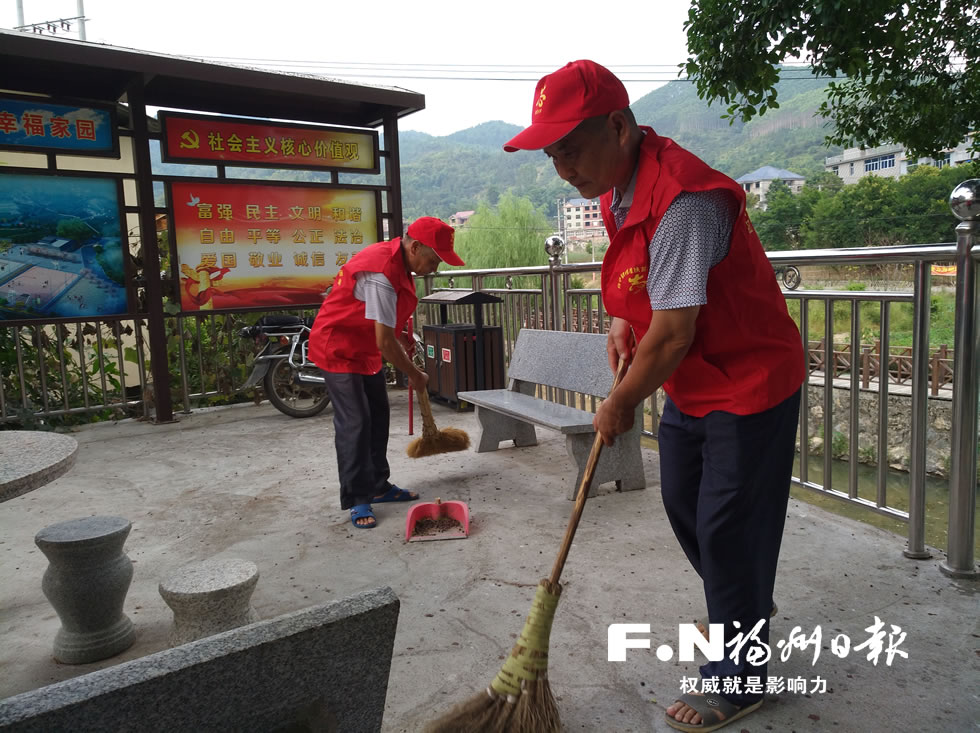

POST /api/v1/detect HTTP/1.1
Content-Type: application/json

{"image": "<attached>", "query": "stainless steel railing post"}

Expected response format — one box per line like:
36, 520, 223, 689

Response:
905, 260, 931, 559
941, 180, 979, 579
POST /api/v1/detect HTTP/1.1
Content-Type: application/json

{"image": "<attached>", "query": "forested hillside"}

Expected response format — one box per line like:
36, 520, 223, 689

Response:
393, 70, 841, 219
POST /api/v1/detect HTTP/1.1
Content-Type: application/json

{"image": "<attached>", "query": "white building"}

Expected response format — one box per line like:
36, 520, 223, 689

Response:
825, 138, 977, 184
734, 166, 805, 207
562, 197, 605, 240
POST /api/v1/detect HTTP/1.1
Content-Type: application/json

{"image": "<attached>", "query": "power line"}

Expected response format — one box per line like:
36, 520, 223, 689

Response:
190, 56, 828, 82
198, 57, 815, 70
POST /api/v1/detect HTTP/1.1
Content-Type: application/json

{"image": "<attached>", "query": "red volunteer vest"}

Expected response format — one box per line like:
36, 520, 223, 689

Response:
600, 128, 804, 416
308, 238, 418, 375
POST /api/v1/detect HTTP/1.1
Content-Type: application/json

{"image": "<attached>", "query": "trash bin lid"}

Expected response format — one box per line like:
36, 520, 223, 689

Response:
419, 290, 503, 305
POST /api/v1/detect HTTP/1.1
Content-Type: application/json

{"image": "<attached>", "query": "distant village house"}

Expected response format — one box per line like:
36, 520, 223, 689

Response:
735, 166, 805, 208
449, 210, 474, 229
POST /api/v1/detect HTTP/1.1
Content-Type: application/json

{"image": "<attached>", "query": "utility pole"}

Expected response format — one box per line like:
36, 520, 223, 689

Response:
77, 0, 87, 40
16, 0, 25, 26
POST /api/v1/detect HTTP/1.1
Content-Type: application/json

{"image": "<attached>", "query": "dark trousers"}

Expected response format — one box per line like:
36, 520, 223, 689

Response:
658, 389, 801, 706
321, 369, 391, 510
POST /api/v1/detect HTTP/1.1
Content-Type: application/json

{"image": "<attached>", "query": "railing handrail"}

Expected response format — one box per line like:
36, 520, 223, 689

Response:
432, 244, 980, 280
767, 242, 979, 265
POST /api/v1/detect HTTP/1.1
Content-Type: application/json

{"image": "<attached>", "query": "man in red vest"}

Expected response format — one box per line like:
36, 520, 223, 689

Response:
504, 61, 804, 732
308, 217, 464, 529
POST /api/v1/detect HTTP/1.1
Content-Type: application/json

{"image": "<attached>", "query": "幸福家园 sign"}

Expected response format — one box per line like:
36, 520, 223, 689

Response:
0, 93, 118, 157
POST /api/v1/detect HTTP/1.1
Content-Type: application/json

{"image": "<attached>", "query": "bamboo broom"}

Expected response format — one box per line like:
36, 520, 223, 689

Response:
406, 388, 470, 458
426, 359, 629, 733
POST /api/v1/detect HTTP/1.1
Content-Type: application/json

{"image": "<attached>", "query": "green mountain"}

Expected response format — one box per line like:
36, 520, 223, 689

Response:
394, 71, 841, 219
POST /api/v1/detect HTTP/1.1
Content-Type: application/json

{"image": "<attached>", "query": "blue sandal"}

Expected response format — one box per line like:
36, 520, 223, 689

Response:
350, 504, 377, 529
372, 485, 419, 503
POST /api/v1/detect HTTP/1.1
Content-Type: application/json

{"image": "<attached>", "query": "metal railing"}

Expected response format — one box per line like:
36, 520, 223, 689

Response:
2, 186, 977, 577
415, 200, 978, 577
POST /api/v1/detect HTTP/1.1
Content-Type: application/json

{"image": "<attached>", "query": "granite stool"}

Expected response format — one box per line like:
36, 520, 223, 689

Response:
159, 559, 259, 646
34, 516, 136, 664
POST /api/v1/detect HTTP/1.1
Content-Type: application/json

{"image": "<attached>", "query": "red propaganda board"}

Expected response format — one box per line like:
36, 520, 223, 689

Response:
169, 180, 379, 312
159, 112, 378, 172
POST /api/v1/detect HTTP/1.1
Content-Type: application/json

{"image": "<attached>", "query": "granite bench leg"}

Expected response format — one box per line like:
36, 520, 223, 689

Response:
473, 406, 538, 452
565, 424, 646, 500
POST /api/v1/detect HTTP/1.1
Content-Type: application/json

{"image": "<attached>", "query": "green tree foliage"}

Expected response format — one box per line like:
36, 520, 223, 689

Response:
452, 193, 551, 287
799, 162, 980, 249
750, 162, 980, 250
56, 218, 96, 242
751, 181, 799, 250
93, 242, 126, 286
683, 0, 980, 158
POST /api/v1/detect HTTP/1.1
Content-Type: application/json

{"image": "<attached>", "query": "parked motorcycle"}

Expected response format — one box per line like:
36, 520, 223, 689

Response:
240, 314, 330, 418
240, 314, 426, 418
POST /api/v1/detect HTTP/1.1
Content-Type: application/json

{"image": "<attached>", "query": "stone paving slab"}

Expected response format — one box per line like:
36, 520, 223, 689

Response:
0, 393, 976, 732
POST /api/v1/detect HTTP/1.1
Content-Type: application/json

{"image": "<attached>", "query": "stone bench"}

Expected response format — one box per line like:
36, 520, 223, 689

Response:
458, 328, 646, 499
0, 586, 400, 733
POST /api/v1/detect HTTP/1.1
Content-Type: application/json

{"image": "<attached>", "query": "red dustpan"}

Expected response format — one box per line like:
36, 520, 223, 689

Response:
405, 498, 470, 542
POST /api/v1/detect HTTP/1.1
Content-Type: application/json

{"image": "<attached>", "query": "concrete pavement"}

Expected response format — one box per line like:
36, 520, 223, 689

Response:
0, 392, 976, 731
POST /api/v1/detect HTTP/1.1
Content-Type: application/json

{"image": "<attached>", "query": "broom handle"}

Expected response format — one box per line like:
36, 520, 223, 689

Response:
416, 388, 439, 433
549, 358, 629, 587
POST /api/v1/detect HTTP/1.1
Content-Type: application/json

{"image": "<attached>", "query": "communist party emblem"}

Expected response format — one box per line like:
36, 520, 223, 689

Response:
179, 129, 200, 150
535, 83, 547, 115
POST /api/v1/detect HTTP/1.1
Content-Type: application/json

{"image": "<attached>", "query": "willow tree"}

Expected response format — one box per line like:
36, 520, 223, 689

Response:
451, 193, 553, 289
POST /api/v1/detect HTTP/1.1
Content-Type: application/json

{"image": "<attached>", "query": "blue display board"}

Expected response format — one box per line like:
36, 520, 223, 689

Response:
0, 173, 129, 320
0, 94, 118, 157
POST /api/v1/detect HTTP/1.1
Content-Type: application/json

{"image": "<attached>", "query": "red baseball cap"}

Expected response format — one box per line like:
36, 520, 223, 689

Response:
406, 217, 465, 267
503, 60, 629, 152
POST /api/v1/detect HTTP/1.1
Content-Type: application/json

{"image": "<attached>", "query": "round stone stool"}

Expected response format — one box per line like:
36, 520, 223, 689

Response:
158, 559, 259, 646
34, 516, 136, 664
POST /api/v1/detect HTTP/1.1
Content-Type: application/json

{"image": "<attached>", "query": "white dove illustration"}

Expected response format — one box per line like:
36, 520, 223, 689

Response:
186, 193, 201, 206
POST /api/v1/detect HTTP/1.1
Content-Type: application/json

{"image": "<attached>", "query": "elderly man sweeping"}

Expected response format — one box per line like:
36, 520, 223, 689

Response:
433, 60, 804, 733
504, 60, 804, 732
308, 217, 465, 529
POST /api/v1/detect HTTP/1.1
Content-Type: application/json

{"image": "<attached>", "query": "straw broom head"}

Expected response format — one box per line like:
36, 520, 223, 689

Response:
426, 580, 562, 733
407, 390, 471, 458
406, 426, 470, 458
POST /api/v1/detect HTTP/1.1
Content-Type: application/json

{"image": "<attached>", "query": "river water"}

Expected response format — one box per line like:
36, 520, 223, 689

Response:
791, 454, 980, 556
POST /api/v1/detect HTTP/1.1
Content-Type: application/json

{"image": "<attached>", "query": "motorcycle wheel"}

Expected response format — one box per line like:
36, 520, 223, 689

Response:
782, 265, 802, 290
263, 347, 331, 418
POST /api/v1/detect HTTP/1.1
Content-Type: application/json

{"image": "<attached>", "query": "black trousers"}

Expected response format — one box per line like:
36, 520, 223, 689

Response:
658, 389, 801, 706
321, 369, 391, 510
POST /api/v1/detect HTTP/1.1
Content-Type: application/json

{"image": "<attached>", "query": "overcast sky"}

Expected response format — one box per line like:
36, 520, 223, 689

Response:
4, 0, 696, 136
